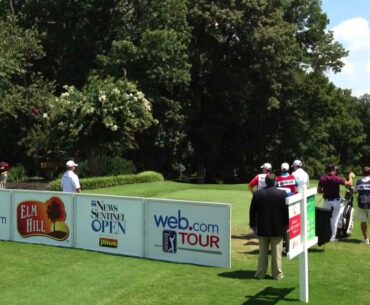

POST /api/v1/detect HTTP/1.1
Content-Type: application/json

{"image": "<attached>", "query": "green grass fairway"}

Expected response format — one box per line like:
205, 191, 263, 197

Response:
1, 182, 369, 305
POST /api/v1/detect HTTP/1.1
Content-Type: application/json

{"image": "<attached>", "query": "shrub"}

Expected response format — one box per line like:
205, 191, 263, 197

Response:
7, 164, 26, 182
78, 156, 136, 178
106, 157, 136, 176
48, 171, 164, 191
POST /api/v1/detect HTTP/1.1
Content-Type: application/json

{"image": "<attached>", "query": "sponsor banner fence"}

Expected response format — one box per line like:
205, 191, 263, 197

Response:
145, 198, 231, 268
12, 190, 74, 247
0, 190, 12, 240
2, 189, 231, 268
75, 194, 144, 257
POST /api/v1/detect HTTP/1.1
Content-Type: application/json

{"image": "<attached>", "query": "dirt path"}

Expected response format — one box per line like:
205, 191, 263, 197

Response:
6, 181, 49, 191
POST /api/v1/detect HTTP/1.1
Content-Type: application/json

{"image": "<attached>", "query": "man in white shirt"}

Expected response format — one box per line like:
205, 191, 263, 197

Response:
61, 160, 81, 193
291, 160, 309, 193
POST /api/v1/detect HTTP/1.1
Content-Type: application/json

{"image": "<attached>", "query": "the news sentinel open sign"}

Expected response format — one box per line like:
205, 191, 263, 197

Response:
0, 189, 231, 268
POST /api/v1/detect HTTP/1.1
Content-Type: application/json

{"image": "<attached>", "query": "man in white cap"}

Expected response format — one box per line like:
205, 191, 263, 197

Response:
291, 160, 309, 193
248, 162, 272, 193
61, 160, 81, 193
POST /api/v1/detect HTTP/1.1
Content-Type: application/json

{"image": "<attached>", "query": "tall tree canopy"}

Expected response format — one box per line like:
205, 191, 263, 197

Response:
0, 0, 368, 180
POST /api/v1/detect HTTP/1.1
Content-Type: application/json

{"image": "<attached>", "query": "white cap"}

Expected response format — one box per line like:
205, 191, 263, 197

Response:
66, 160, 78, 167
260, 163, 272, 170
291, 160, 302, 167
281, 162, 289, 171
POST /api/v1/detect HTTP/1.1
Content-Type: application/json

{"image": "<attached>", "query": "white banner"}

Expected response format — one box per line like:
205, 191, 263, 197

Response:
145, 198, 231, 268
0, 190, 12, 240
12, 190, 74, 247
74, 194, 145, 257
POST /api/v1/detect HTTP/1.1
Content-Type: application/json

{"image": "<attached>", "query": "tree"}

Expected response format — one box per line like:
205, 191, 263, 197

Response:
0, 16, 43, 89
185, 0, 352, 181
47, 198, 63, 232
97, 0, 192, 177
0, 80, 61, 169
3, 0, 129, 88
274, 72, 364, 177
55, 76, 154, 176
0, 16, 46, 167
356, 94, 370, 165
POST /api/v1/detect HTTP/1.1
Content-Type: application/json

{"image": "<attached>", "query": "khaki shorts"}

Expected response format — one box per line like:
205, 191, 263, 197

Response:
357, 208, 370, 223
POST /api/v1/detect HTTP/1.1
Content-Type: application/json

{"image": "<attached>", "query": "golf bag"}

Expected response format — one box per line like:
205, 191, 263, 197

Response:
337, 187, 355, 238
315, 207, 333, 246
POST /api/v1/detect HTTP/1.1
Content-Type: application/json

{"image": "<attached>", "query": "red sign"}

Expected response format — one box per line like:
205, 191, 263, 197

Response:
289, 214, 301, 239
17, 197, 69, 240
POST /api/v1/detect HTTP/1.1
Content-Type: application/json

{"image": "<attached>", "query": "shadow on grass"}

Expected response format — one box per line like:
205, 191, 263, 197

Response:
243, 287, 298, 305
337, 238, 362, 244
240, 249, 259, 255
307, 247, 326, 253
232, 233, 256, 240
218, 270, 256, 280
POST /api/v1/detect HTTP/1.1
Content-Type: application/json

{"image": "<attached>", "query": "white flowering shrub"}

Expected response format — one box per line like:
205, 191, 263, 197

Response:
57, 76, 154, 164
16, 76, 154, 172
61, 76, 152, 134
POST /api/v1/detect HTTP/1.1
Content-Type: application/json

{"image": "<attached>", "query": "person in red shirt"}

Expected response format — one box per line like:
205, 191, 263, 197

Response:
0, 161, 9, 189
276, 162, 298, 196
248, 163, 272, 193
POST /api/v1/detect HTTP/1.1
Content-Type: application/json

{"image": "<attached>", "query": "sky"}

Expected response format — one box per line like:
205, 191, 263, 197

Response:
321, 0, 370, 97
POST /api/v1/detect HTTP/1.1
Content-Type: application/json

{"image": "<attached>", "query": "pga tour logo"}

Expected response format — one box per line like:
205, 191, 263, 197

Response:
154, 210, 220, 254
163, 230, 177, 253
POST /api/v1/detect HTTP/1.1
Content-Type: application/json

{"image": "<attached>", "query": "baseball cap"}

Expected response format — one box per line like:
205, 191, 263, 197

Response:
260, 163, 272, 170
291, 160, 302, 167
66, 160, 78, 167
281, 162, 289, 171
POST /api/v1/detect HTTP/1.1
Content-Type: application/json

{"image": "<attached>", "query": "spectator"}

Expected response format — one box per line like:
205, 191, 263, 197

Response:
0, 161, 10, 189
291, 160, 309, 193
276, 162, 298, 196
61, 160, 81, 193
355, 166, 370, 244
317, 164, 355, 242
248, 163, 272, 193
249, 173, 288, 280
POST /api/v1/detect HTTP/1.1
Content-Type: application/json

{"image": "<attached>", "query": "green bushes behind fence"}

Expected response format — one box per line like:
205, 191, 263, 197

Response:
48, 171, 164, 191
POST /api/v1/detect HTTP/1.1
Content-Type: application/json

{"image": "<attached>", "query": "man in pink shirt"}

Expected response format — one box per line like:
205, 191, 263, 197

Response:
317, 164, 355, 242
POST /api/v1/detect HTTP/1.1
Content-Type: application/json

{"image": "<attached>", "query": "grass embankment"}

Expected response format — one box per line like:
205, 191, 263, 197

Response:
1, 181, 369, 305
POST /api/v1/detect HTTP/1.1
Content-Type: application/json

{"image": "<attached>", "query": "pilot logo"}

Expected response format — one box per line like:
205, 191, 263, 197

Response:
163, 230, 177, 253
99, 237, 118, 248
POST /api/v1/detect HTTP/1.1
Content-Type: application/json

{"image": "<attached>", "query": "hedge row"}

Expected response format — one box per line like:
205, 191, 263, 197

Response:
48, 171, 164, 191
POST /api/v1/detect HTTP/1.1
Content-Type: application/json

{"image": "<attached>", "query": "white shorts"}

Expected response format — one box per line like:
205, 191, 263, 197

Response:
357, 208, 370, 223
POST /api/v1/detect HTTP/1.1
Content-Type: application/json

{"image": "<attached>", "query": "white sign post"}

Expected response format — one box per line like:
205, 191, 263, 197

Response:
286, 187, 318, 303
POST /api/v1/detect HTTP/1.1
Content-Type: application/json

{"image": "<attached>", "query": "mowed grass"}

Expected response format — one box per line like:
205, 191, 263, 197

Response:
1, 181, 370, 305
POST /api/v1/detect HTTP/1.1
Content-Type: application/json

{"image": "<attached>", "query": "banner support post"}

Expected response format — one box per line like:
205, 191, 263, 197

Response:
299, 185, 309, 303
